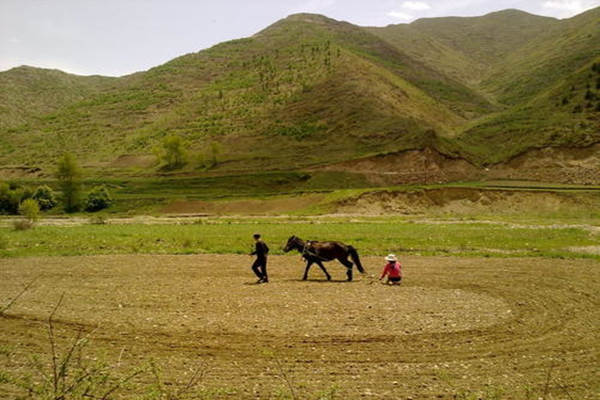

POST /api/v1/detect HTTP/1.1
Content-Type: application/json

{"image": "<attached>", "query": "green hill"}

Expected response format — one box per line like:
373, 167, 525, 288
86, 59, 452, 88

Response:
0, 13, 488, 171
371, 8, 600, 164
369, 9, 558, 88
482, 7, 600, 104
0, 66, 114, 130
0, 9, 599, 175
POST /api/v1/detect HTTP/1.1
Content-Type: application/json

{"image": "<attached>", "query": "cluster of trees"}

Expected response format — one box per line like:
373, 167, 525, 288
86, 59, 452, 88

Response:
0, 153, 114, 225
55, 153, 114, 213
1, 183, 58, 229
564, 63, 600, 113
0, 184, 57, 214
154, 135, 221, 171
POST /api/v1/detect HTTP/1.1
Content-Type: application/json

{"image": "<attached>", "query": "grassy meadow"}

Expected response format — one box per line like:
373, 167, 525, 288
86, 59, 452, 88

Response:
1, 215, 598, 259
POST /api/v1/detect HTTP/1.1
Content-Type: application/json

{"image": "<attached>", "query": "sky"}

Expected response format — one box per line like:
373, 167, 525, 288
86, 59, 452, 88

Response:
1, 0, 599, 77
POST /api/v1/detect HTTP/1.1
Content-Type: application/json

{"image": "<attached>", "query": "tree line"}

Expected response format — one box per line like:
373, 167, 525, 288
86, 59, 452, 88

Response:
0, 154, 113, 226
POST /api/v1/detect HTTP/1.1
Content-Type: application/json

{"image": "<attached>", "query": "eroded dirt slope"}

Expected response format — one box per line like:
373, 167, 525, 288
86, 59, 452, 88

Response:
334, 187, 600, 215
320, 144, 600, 185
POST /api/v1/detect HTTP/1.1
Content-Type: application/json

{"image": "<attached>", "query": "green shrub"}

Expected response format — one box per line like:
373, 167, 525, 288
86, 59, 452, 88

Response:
19, 198, 40, 222
584, 90, 594, 101
33, 185, 57, 210
196, 141, 222, 169
273, 122, 325, 139
12, 219, 33, 231
56, 153, 82, 213
89, 214, 108, 225
85, 185, 113, 212
0, 183, 32, 214
0, 182, 11, 213
154, 134, 188, 170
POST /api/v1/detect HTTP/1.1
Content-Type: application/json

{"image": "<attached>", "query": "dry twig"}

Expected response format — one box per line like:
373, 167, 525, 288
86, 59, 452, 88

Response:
0, 276, 39, 316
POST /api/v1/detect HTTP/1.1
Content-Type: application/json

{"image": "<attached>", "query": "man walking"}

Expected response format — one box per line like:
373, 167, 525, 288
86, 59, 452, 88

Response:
250, 233, 269, 283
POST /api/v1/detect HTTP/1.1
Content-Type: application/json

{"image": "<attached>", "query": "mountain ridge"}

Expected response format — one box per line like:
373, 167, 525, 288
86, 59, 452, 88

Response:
0, 8, 599, 176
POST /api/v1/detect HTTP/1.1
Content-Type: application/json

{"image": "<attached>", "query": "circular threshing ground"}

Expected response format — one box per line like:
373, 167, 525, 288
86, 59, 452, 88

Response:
0, 255, 598, 399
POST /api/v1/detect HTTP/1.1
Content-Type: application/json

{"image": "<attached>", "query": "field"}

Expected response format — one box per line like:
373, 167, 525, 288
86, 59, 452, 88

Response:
1, 253, 599, 399
2, 6, 600, 399
1, 216, 599, 259
1, 215, 599, 399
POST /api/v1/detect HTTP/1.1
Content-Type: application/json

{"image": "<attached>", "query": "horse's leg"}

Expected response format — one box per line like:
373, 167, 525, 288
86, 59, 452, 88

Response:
338, 257, 354, 281
302, 260, 314, 281
315, 260, 332, 281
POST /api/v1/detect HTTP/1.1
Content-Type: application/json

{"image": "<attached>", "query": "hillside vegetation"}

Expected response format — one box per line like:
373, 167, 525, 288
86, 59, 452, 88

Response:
0, 9, 599, 175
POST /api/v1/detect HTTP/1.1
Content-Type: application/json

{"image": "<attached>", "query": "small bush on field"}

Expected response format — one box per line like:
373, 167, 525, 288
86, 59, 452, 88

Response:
85, 185, 113, 212
32, 185, 57, 210
19, 198, 40, 223
13, 219, 33, 231
89, 214, 108, 225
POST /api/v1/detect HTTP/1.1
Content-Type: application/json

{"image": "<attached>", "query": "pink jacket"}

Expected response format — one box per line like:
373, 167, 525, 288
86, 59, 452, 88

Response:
380, 261, 402, 279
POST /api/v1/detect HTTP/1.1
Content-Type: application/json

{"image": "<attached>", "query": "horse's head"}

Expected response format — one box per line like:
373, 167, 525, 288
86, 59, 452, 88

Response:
283, 235, 300, 253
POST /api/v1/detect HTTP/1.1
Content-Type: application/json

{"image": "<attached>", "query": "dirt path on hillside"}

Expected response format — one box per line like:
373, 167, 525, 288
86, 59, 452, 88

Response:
1, 255, 598, 399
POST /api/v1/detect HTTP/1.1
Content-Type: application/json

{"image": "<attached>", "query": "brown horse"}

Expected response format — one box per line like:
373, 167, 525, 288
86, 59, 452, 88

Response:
283, 235, 365, 281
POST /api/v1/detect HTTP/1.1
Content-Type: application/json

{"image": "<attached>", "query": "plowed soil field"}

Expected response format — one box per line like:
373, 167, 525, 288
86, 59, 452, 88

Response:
1, 255, 598, 399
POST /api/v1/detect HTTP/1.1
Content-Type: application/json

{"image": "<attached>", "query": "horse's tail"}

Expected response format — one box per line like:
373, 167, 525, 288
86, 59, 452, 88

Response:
348, 246, 365, 273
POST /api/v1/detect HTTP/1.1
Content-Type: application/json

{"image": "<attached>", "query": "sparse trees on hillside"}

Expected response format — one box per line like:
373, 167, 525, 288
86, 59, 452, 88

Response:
196, 141, 222, 170
155, 134, 188, 170
56, 153, 82, 213
560, 64, 600, 113
584, 89, 594, 101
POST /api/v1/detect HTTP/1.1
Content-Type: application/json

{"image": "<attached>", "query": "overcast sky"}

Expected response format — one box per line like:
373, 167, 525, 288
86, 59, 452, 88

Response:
1, 0, 599, 77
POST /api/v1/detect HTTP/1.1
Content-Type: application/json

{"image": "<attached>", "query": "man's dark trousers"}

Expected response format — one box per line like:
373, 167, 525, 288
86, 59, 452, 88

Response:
252, 256, 268, 281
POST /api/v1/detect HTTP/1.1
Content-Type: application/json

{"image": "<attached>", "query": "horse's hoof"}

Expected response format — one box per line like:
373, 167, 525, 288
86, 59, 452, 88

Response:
302, 277, 307, 281
327, 276, 332, 281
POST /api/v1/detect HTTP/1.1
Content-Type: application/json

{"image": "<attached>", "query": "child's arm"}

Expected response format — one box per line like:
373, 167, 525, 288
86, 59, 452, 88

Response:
379, 265, 388, 280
